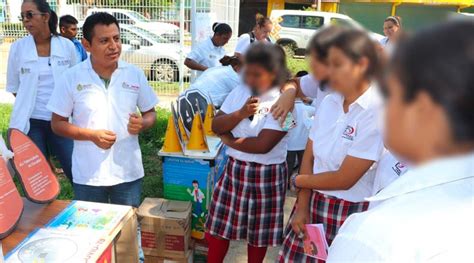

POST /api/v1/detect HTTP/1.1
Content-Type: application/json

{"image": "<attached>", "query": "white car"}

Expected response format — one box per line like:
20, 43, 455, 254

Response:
119, 25, 190, 82
87, 8, 180, 42
270, 10, 384, 54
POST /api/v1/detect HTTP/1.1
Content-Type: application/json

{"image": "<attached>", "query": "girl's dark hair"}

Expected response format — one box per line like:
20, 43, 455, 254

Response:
385, 16, 402, 27
220, 55, 241, 68
255, 13, 271, 28
212, 22, 232, 35
331, 29, 380, 80
391, 21, 474, 142
24, 0, 58, 35
245, 43, 291, 86
307, 26, 346, 62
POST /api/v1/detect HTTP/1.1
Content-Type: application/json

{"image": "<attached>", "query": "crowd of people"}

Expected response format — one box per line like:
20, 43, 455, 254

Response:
2, 0, 473, 262
186, 10, 473, 263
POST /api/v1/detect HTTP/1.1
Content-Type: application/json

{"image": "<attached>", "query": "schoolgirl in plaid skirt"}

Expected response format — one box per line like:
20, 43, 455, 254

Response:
277, 29, 385, 262
206, 43, 292, 263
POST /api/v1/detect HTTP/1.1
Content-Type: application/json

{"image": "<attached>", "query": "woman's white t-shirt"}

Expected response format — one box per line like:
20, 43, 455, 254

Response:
309, 86, 384, 202
30, 57, 55, 121
234, 33, 272, 56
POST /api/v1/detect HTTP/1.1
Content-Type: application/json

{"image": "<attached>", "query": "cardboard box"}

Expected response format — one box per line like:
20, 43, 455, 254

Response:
144, 250, 193, 263
138, 198, 192, 258
162, 147, 227, 240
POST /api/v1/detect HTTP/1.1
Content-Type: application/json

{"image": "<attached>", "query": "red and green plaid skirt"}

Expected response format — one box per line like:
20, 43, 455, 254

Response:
206, 157, 287, 247
278, 191, 369, 262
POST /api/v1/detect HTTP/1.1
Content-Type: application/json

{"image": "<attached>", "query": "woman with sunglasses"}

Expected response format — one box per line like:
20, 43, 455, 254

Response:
6, 0, 77, 182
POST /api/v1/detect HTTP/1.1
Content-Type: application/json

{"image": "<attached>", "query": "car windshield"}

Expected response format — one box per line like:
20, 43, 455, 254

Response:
126, 11, 150, 22
129, 26, 170, 43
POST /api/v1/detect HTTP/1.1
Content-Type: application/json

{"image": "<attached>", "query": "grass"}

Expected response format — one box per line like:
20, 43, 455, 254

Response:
0, 103, 170, 201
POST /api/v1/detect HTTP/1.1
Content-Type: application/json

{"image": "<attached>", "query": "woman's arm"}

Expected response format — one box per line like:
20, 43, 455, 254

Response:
219, 129, 286, 154
212, 97, 259, 135
184, 58, 208, 71
296, 155, 375, 190
291, 140, 315, 236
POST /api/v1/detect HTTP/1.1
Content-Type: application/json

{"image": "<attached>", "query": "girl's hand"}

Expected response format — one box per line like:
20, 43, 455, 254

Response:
272, 82, 297, 125
291, 208, 309, 239
238, 97, 259, 119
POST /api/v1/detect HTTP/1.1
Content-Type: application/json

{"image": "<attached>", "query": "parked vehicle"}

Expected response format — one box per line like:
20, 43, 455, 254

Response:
86, 8, 180, 42
119, 25, 190, 82
270, 10, 384, 54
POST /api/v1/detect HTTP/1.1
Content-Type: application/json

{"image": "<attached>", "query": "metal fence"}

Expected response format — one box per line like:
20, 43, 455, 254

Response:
0, 0, 239, 95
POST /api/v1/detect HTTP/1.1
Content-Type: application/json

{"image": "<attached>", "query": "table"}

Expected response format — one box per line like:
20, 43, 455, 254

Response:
2, 199, 138, 262
2, 199, 69, 254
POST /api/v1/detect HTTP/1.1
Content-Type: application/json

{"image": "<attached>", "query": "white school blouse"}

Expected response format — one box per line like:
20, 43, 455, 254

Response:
328, 152, 474, 262
309, 86, 384, 202
47, 58, 159, 186
220, 85, 288, 165
287, 101, 315, 151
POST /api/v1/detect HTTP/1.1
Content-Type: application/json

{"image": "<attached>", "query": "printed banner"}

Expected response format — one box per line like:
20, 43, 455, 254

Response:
7, 129, 59, 203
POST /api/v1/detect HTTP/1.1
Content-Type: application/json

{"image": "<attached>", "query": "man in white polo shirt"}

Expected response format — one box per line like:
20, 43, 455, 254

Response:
47, 12, 158, 207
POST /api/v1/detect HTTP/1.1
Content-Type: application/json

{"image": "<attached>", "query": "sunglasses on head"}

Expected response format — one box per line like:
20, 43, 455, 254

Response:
19, 11, 46, 21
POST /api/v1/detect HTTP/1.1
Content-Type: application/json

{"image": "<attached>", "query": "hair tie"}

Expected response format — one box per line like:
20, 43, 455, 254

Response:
386, 16, 400, 26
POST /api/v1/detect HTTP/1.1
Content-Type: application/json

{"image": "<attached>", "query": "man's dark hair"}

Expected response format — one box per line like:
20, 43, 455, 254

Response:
59, 15, 78, 28
82, 12, 119, 42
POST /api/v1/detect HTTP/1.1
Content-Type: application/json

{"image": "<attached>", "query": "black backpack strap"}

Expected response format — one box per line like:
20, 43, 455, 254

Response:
249, 31, 256, 43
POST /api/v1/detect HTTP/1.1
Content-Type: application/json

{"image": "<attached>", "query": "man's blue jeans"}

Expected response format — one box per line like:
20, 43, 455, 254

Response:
73, 178, 143, 207
27, 118, 73, 182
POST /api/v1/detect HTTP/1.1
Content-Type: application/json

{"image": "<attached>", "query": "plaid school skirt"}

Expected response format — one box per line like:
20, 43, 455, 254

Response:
278, 191, 369, 262
206, 157, 287, 247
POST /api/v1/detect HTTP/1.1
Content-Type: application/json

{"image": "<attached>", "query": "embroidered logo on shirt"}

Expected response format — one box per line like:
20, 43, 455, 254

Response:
20, 67, 31, 74
122, 82, 140, 92
342, 125, 356, 141
392, 162, 406, 176
76, 84, 92, 91
57, 59, 70, 66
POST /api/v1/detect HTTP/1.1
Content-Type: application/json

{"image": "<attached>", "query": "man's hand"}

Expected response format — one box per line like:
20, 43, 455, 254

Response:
238, 97, 259, 119
91, 130, 116, 150
128, 113, 143, 135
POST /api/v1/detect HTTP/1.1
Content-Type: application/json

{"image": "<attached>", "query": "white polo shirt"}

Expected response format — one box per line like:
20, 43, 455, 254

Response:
310, 86, 384, 202
220, 85, 288, 165
328, 152, 474, 262
47, 58, 159, 186
188, 65, 241, 107
372, 150, 409, 196
299, 74, 331, 111
287, 101, 315, 151
7, 35, 77, 133
186, 37, 226, 79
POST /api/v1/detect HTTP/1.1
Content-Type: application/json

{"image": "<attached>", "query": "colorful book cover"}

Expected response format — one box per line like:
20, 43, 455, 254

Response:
47, 201, 132, 236
303, 224, 329, 260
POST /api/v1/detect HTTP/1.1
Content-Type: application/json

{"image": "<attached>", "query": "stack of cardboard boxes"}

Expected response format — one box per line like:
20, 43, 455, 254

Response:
138, 198, 193, 263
